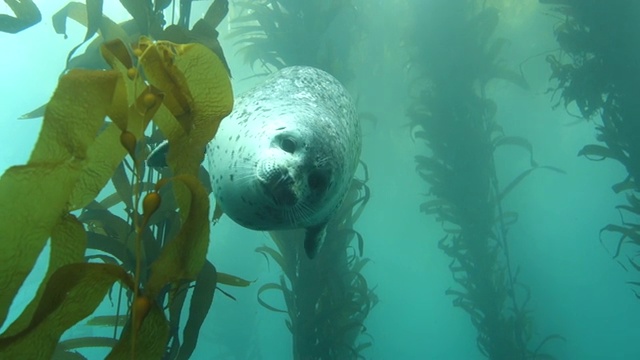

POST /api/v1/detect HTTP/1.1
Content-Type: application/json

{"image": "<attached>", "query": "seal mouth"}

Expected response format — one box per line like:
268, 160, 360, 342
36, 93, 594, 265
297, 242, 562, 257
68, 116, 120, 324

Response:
260, 166, 298, 206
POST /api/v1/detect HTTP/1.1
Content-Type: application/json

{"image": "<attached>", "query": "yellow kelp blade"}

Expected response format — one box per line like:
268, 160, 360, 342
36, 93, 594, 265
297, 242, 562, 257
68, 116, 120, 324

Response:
0, 263, 134, 359
135, 37, 193, 119
136, 38, 232, 228
0, 215, 86, 337
68, 41, 163, 210
137, 38, 233, 177
105, 302, 168, 360
0, 69, 119, 329
145, 175, 210, 297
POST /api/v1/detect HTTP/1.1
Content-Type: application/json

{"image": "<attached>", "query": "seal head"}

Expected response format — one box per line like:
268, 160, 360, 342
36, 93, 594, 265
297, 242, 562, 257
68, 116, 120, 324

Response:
207, 66, 361, 258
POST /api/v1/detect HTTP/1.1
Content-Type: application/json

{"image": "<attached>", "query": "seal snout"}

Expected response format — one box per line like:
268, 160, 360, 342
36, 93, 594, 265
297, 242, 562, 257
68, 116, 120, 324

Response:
262, 166, 298, 206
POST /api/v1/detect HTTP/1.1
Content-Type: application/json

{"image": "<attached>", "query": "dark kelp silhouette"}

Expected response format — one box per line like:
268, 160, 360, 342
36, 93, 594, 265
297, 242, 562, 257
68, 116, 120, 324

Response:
406, 1, 564, 359
0, 1, 254, 358
231, 1, 376, 358
259, 165, 375, 359
0, 0, 41, 34
541, 0, 640, 297
230, 0, 357, 81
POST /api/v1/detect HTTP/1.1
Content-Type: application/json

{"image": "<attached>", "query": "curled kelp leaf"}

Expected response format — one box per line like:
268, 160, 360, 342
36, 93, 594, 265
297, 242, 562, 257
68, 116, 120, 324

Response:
52, 0, 103, 41
497, 165, 566, 202
257, 282, 288, 314
176, 260, 217, 360
217, 272, 253, 287
578, 144, 623, 162
255, 245, 288, 274
52, 1, 132, 71
0, 263, 133, 359
493, 135, 537, 167
0, 0, 41, 33
146, 175, 210, 297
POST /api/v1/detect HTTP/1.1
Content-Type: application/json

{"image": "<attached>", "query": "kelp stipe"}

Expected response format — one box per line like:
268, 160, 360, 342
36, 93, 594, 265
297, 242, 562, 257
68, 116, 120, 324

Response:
0, 1, 253, 358
541, 0, 640, 297
259, 164, 376, 359
406, 0, 563, 358
231, 1, 376, 358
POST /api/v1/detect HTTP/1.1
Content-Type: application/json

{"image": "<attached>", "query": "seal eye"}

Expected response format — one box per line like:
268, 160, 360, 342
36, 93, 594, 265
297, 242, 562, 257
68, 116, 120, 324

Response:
308, 170, 329, 192
280, 137, 296, 154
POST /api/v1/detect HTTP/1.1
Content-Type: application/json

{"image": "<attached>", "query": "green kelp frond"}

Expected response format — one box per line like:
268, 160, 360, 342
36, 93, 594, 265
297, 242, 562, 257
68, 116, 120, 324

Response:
0, 263, 135, 358
0, 68, 122, 331
145, 175, 210, 297
134, 37, 233, 222
20, 0, 232, 119
407, 1, 563, 358
0, 32, 233, 358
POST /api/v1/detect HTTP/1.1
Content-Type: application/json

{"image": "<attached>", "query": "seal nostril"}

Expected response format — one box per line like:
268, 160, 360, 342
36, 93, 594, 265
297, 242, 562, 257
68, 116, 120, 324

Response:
280, 137, 296, 154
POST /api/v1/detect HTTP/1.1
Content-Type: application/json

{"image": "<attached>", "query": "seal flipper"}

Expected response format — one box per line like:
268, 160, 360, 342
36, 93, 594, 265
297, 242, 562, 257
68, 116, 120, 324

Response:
304, 222, 327, 259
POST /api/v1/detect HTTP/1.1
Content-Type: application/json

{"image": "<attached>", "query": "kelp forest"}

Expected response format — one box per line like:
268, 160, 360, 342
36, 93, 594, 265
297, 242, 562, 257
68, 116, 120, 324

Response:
0, 0, 639, 359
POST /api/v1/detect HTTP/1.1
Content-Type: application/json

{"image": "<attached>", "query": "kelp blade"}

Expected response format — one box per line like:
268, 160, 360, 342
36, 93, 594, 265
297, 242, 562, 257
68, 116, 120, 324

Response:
0, 0, 41, 34
0, 263, 133, 359
0, 69, 119, 329
138, 39, 233, 177
105, 303, 168, 360
176, 260, 217, 360
146, 175, 210, 297
1, 215, 86, 337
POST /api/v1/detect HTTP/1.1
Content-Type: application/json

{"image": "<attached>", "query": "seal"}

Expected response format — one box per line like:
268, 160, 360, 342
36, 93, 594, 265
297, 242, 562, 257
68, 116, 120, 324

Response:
207, 66, 361, 258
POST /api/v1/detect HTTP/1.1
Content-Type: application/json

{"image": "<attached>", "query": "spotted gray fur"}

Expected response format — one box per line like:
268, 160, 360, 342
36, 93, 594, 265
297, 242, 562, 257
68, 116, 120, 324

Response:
206, 66, 361, 258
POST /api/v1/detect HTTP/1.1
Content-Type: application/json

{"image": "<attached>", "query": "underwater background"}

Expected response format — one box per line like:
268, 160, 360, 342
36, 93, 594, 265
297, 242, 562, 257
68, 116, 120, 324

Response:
1, 0, 640, 359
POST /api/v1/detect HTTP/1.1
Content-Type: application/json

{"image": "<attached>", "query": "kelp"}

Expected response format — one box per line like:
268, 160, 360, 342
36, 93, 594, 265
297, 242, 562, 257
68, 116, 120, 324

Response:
0, 1, 244, 358
0, 0, 41, 33
0, 68, 123, 331
21, 0, 232, 119
0, 263, 136, 358
230, 0, 357, 81
407, 1, 562, 358
258, 165, 376, 360
541, 0, 640, 298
